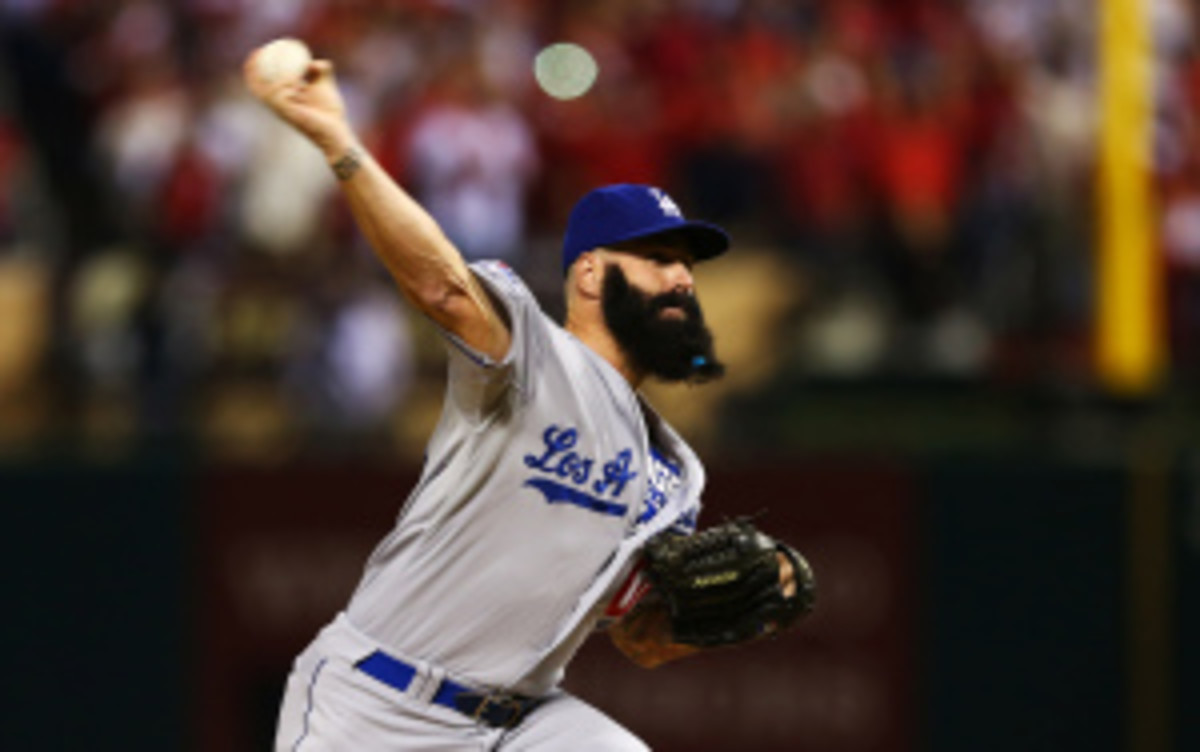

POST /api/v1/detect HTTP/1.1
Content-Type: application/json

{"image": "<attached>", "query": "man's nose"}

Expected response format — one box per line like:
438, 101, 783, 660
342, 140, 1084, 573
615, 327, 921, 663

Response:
665, 261, 694, 296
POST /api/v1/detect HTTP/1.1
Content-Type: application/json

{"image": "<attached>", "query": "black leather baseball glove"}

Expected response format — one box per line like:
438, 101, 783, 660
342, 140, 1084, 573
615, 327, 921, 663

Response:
641, 519, 816, 647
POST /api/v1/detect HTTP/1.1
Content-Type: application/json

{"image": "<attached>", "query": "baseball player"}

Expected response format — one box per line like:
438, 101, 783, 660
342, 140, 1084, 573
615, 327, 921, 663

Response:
245, 47, 814, 751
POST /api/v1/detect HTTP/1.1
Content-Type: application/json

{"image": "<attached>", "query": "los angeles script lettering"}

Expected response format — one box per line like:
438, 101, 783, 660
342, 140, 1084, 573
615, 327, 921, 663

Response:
524, 425, 637, 498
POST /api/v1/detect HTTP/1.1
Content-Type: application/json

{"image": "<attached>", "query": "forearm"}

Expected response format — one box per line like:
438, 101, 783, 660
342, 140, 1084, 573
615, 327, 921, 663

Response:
324, 141, 508, 358
609, 601, 700, 669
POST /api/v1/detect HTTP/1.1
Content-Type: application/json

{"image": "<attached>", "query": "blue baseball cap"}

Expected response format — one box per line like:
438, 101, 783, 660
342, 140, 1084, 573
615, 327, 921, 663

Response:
561, 184, 731, 274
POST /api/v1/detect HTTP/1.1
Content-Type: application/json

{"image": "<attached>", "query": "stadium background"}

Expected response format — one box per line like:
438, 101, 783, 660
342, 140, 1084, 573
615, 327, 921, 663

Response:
1, 1, 1197, 750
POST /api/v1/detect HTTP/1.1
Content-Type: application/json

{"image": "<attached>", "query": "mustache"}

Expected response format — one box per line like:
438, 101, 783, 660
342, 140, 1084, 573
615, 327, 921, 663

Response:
648, 290, 702, 318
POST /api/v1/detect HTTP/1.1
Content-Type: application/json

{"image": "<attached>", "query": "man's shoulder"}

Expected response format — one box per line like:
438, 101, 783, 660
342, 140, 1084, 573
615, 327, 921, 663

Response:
468, 258, 585, 353
470, 259, 529, 297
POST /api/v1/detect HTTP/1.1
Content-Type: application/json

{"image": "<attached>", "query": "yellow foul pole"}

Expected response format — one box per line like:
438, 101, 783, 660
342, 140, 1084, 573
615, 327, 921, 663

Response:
1101, 11, 1172, 752
1097, 0, 1163, 392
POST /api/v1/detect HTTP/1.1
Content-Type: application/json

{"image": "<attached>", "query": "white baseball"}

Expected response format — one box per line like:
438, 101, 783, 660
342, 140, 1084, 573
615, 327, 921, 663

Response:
254, 38, 313, 84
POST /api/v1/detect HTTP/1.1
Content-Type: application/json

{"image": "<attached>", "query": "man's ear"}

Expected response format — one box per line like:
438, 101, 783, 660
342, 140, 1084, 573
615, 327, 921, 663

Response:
576, 250, 604, 300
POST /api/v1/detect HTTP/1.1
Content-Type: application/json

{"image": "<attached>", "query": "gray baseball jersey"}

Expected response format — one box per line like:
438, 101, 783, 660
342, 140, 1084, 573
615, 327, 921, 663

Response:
343, 260, 704, 696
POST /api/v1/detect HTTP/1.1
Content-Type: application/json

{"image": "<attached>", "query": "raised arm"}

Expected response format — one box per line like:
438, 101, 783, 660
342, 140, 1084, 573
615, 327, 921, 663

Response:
242, 48, 510, 360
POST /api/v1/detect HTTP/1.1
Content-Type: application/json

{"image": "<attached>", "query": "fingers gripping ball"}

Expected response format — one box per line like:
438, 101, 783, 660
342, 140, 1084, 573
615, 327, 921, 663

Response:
642, 520, 816, 647
252, 38, 313, 85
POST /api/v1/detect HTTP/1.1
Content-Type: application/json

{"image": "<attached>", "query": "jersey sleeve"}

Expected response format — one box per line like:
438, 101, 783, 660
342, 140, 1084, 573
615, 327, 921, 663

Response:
439, 260, 548, 419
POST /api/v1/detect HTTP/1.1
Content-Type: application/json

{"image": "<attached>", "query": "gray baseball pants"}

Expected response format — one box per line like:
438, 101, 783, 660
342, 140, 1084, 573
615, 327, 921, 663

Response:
274, 615, 648, 751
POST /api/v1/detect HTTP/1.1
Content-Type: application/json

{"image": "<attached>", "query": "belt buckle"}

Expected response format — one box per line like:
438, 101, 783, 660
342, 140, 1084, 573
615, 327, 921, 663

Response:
472, 692, 526, 728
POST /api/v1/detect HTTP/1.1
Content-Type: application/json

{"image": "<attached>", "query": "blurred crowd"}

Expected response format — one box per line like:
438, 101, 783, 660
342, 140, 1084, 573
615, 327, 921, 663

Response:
0, 0, 1198, 457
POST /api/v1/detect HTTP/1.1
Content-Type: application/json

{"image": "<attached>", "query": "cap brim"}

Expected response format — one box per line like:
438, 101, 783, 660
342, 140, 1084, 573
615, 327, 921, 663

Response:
608, 219, 731, 262
675, 221, 730, 261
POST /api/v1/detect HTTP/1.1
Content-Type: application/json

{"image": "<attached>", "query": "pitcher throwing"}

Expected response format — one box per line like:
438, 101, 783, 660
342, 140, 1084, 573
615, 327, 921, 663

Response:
244, 42, 816, 751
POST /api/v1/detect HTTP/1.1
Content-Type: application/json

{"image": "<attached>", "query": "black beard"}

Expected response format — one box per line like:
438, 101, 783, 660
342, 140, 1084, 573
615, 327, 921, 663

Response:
601, 264, 725, 384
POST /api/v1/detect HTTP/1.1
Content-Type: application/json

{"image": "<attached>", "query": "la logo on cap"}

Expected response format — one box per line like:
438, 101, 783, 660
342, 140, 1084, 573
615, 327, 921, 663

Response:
650, 188, 683, 219
560, 183, 731, 274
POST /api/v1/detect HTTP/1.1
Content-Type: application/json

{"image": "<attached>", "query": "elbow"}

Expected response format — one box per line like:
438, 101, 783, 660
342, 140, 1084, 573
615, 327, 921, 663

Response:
409, 275, 469, 319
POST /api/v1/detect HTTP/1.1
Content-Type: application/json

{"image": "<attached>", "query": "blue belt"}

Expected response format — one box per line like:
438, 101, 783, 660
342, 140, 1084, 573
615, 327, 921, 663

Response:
355, 650, 542, 729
